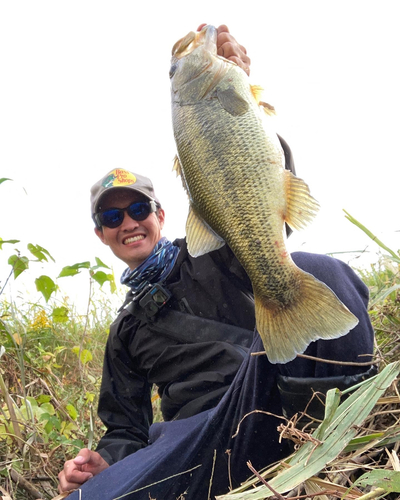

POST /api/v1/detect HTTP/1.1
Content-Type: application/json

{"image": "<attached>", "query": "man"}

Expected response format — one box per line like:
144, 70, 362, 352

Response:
58, 26, 375, 499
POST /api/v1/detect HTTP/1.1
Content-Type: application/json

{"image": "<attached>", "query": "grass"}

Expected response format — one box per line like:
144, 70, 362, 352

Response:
0, 291, 114, 499
0, 283, 164, 499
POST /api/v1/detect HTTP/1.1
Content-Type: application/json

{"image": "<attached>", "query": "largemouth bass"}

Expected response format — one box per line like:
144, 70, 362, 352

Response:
170, 25, 358, 363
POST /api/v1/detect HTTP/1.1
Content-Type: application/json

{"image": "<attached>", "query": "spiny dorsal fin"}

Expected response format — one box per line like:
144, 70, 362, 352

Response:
283, 169, 319, 230
260, 101, 276, 116
186, 207, 225, 257
250, 85, 264, 104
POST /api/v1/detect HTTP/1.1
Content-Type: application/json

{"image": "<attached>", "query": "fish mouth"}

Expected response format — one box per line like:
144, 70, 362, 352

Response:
171, 25, 217, 59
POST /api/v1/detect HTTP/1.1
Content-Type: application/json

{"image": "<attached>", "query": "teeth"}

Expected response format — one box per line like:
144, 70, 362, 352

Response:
124, 235, 145, 245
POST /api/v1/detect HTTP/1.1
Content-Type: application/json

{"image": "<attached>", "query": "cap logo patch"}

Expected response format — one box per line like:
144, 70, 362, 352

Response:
102, 169, 137, 188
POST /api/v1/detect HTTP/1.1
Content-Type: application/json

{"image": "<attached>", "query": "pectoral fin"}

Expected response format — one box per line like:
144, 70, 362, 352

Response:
217, 87, 249, 116
284, 169, 320, 230
173, 155, 193, 202
186, 207, 225, 257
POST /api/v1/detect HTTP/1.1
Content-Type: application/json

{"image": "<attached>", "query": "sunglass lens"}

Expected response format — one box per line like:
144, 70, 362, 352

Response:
99, 209, 124, 228
127, 202, 151, 221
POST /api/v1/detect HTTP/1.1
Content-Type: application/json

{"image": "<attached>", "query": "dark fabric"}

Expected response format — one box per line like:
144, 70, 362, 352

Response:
278, 365, 378, 421
66, 250, 377, 499
69, 332, 287, 500
96, 239, 255, 464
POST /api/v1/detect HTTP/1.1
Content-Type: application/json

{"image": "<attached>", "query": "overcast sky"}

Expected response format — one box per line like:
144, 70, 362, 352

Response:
1, 1, 399, 309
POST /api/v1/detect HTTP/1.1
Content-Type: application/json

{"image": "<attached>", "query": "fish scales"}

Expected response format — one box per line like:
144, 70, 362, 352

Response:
170, 26, 359, 363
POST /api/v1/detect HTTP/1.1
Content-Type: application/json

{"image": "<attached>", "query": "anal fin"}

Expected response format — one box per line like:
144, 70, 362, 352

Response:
284, 170, 320, 231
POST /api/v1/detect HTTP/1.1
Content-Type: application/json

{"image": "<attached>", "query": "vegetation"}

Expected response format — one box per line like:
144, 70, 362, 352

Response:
1, 178, 399, 499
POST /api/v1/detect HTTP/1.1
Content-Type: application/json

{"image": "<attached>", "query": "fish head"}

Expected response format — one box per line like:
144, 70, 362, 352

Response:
170, 25, 226, 101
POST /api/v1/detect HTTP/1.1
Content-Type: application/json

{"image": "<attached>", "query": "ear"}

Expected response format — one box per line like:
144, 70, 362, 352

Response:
94, 227, 108, 245
157, 208, 166, 230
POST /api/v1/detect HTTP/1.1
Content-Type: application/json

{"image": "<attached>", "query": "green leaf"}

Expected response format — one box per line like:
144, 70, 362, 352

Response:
354, 469, 400, 494
36, 395, 52, 404
85, 392, 95, 403
108, 273, 117, 294
369, 284, 400, 309
40, 402, 56, 416
58, 261, 91, 278
91, 270, 116, 292
80, 349, 93, 365
35, 275, 58, 302
0, 178, 12, 185
91, 270, 108, 286
313, 387, 341, 441
8, 254, 29, 279
0, 238, 20, 250
344, 210, 400, 263
28, 243, 55, 262
94, 257, 110, 269
72, 346, 93, 365
43, 414, 61, 432
66, 403, 78, 420
51, 306, 69, 323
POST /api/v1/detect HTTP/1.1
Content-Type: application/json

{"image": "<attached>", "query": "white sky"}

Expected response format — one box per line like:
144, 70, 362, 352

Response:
1, 1, 399, 309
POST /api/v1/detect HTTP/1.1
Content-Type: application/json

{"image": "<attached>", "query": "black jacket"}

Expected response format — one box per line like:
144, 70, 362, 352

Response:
96, 240, 257, 464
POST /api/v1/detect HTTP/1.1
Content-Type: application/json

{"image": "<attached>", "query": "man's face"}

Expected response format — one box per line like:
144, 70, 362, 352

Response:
94, 189, 165, 270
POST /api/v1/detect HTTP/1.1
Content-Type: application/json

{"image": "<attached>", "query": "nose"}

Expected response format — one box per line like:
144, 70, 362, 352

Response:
119, 211, 139, 231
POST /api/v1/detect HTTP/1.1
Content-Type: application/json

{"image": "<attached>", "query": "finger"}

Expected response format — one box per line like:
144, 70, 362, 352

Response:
58, 470, 93, 493
218, 41, 248, 60
227, 56, 251, 76
64, 468, 94, 484
58, 478, 86, 494
197, 23, 207, 31
217, 24, 230, 35
73, 448, 92, 465
217, 32, 247, 55
216, 39, 251, 76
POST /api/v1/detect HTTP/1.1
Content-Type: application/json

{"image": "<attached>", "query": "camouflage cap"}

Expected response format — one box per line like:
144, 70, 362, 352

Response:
90, 168, 160, 215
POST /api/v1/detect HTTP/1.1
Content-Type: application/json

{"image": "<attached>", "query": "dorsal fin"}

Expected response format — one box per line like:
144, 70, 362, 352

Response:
250, 84, 264, 104
260, 101, 276, 116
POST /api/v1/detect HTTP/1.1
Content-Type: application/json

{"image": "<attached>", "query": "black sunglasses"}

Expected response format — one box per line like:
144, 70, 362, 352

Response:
94, 200, 159, 229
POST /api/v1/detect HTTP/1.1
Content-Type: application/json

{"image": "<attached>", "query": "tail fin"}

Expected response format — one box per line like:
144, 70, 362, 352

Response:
255, 270, 359, 364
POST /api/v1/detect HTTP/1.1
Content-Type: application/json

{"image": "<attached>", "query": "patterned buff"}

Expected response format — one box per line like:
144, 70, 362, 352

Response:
121, 237, 180, 294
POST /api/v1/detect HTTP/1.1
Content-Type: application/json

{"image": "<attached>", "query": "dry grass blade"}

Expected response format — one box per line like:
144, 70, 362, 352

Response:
217, 361, 400, 499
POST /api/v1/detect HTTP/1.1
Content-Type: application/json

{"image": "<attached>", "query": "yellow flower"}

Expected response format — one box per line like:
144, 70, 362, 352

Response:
30, 309, 51, 331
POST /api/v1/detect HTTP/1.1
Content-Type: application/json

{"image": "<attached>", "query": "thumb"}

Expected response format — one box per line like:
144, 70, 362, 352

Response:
73, 448, 92, 465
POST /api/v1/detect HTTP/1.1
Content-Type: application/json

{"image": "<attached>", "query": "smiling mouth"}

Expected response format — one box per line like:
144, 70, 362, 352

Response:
123, 235, 145, 245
